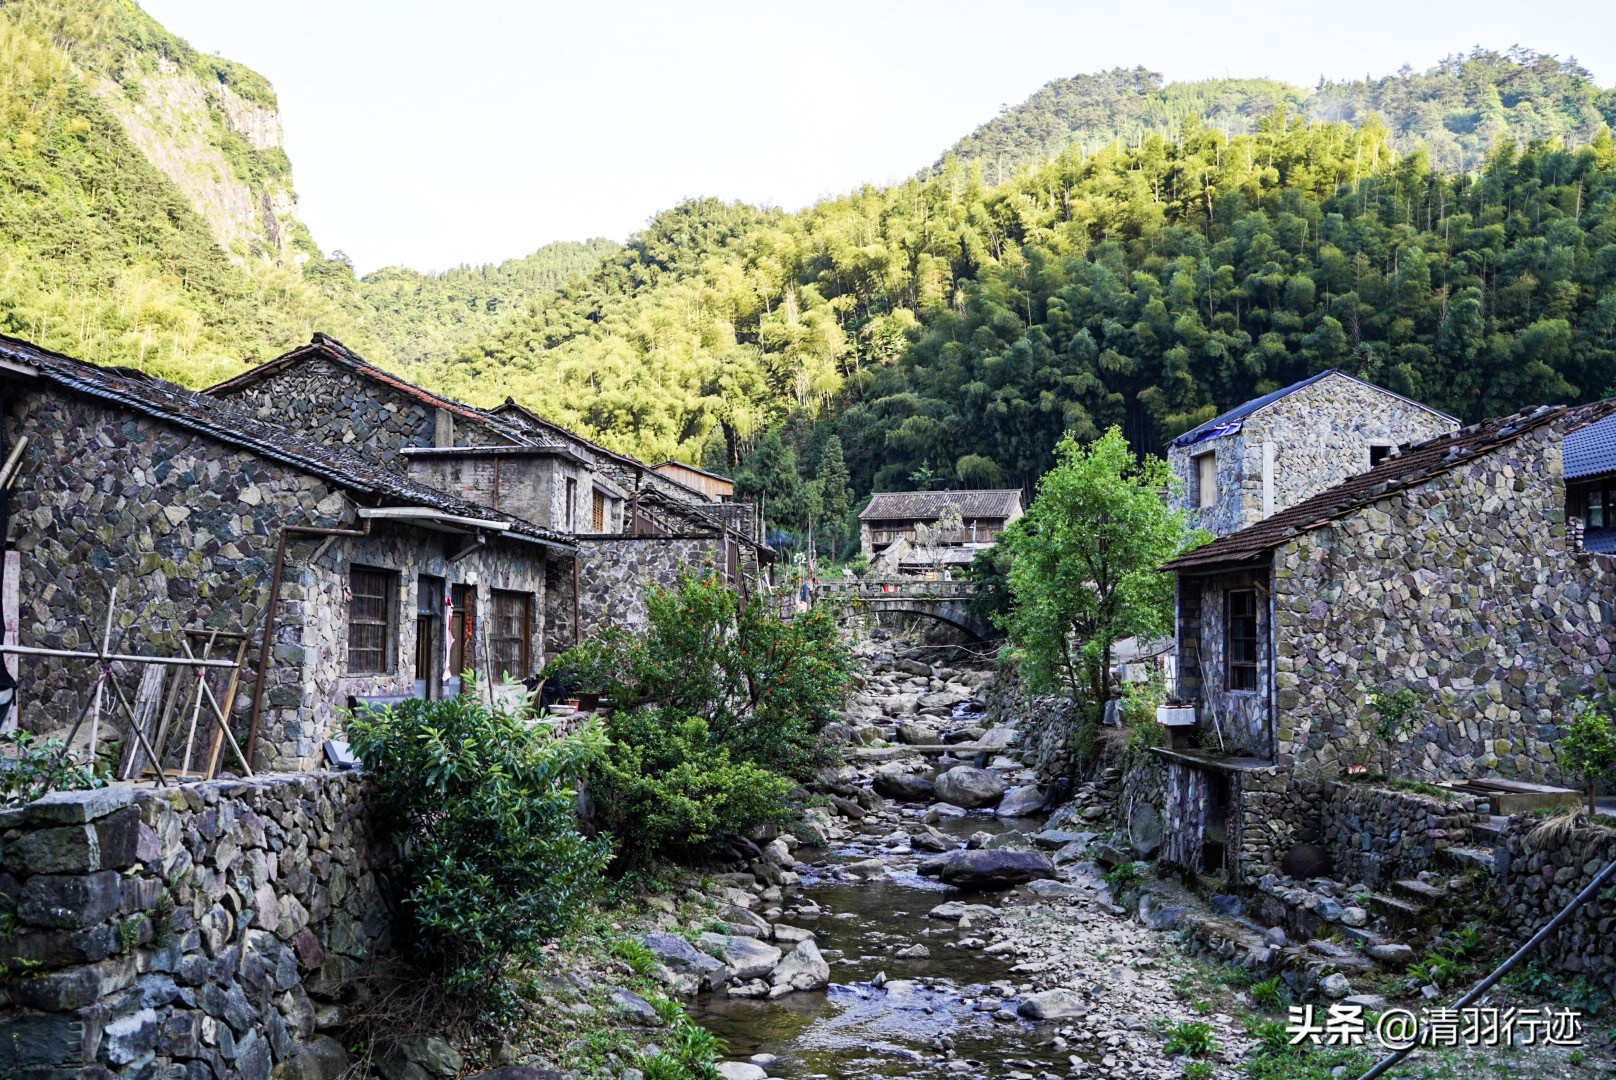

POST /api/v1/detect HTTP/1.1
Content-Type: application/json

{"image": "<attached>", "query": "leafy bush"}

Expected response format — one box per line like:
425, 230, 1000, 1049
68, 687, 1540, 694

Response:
1563, 691, 1616, 817
1162, 1020, 1216, 1058
591, 709, 792, 865
1250, 976, 1288, 1010
345, 694, 609, 1004
1103, 860, 1145, 896
0, 730, 103, 807
558, 571, 852, 779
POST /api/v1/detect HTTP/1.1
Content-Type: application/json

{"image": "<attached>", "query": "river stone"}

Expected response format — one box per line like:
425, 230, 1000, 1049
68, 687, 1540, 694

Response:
715, 1064, 767, 1080
836, 858, 889, 881
996, 786, 1046, 818
933, 767, 1006, 809
608, 990, 661, 1024
698, 933, 782, 982
873, 771, 935, 802
1017, 988, 1089, 1020
934, 849, 1056, 890
770, 939, 830, 992
1128, 803, 1163, 858
896, 722, 939, 745
1366, 943, 1415, 966
1032, 829, 1095, 850
978, 725, 1018, 749
1025, 879, 1086, 899
911, 826, 959, 853
923, 803, 966, 823
1320, 973, 1352, 999
772, 924, 815, 945
639, 931, 725, 987
927, 901, 968, 920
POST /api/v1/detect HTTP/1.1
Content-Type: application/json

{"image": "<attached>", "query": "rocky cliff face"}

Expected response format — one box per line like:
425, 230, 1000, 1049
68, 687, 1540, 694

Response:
86, 56, 308, 267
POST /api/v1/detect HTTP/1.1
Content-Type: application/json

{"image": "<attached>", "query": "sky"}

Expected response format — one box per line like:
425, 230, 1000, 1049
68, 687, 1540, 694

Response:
142, 0, 1616, 276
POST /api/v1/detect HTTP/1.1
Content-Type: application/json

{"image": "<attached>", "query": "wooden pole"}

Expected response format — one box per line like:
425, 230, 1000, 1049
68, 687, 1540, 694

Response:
0, 644, 237, 669
86, 587, 118, 762
205, 636, 251, 779
179, 631, 218, 778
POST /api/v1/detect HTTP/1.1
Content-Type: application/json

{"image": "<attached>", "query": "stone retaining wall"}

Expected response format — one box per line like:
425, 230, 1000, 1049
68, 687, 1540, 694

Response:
1318, 782, 1480, 888
0, 773, 389, 1078
1493, 817, 1616, 989
980, 670, 1085, 785
573, 536, 727, 634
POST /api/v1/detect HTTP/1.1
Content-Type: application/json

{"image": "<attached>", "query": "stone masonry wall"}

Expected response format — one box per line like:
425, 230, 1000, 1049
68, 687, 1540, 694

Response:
1317, 782, 1481, 888
1169, 372, 1457, 538
573, 536, 723, 634
0, 774, 387, 1078
218, 359, 509, 467
1493, 818, 1616, 989
979, 669, 1084, 786
1273, 418, 1616, 784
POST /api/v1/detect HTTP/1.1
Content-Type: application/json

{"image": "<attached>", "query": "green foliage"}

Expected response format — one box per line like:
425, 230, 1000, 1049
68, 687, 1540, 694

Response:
609, 937, 661, 978
946, 52, 1615, 177
1369, 687, 1421, 742
1103, 860, 1145, 895
1250, 976, 1287, 1010
1563, 691, 1616, 816
1182, 1064, 1213, 1080
1001, 428, 1203, 703
562, 571, 852, 779
1504, 961, 1614, 1013
1162, 1019, 1217, 1058
344, 694, 609, 1005
590, 709, 792, 865
0, 730, 103, 807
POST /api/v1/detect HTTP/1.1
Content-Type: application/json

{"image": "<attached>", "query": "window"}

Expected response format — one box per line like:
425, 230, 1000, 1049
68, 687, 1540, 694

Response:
565, 477, 578, 530
1369, 444, 1394, 468
489, 590, 532, 680
591, 488, 606, 532
348, 567, 394, 674
1226, 588, 1258, 691
1195, 452, 1217, 509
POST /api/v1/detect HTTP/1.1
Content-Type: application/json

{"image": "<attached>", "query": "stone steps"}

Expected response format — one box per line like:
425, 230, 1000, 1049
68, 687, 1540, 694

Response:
1390, 878, 1447, 906
1369, 892, 1431, 933
1439, 845, 1496, 873
1470, 815, 1510, 843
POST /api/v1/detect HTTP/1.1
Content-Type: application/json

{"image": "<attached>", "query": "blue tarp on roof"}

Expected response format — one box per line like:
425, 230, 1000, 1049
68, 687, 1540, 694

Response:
1563, 412, 1616, 480
1169, 371, 1336, 448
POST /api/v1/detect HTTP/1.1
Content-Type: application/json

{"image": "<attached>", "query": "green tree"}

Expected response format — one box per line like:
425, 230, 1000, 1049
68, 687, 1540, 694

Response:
1001, 428, 1203, 706
1563, 694, 1616, 817
815, 435, 853, 557
735, 429, 805, 540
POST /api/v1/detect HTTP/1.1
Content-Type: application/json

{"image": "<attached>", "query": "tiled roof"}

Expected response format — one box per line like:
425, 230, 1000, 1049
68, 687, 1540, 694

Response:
1563, 412, 1616, 480
207, 334, 536, 442
859, 489, 1023, 522
0, 335, 574, 550
1163, 399, 1616, 572
1168, 370, 1457, 449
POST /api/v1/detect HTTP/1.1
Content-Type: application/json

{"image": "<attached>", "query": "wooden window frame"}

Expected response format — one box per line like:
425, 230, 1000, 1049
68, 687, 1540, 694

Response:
564, 477, 578, 531
1195, 451, 1217, 509
1225, 587, 1258, 692
489, 589, 532, 681
591, 488, 607, 532
347, 566, 395, 675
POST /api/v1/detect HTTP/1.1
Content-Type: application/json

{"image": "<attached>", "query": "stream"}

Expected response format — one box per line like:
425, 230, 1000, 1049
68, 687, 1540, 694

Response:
690, 808, 1080, 1079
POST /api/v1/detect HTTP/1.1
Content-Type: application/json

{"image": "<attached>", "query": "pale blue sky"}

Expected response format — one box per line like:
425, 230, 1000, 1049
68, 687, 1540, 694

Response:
141, 0, 1616, 275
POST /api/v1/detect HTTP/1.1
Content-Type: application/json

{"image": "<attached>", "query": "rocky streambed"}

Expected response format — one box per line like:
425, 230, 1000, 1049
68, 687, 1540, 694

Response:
662, 640, 1251, 1080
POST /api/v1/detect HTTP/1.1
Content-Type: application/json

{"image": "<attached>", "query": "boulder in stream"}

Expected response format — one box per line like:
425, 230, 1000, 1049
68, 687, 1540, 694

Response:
1017, 987, 1089, 1020
996, 785, 1046, 818
872, 771, 935, 802
770, 939, 831, 992
931, 849, 1056, 890
698, 933, 783, 982
933, 766, 1007, 809
638, 931, 726, 990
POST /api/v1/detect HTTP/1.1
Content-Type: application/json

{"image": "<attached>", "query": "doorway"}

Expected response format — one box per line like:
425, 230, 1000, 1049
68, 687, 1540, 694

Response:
415, 574, 445, 699
447, 582, 475, 697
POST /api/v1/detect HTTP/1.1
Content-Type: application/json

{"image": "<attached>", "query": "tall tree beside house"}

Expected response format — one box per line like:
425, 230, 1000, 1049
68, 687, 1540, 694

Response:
1000, 428, 1203, 712
735, 429, 805, 543
1563, 693, 1616, 817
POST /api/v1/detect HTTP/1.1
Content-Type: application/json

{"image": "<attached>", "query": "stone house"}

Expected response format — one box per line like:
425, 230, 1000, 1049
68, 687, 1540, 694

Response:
858, 489, 1023, 565
1166, 370, 1458, 538
0, 335, 574, 772
1152, 399, 1616, 879
209, 337, 770, 635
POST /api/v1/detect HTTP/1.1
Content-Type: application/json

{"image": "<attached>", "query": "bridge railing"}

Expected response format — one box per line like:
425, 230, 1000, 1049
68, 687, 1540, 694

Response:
815, 578, 975, 601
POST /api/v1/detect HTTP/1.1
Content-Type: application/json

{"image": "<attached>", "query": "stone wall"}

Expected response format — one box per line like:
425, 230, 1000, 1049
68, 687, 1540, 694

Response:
1168, 372, 1456, 538
0, 774, 387, 1078
1273, 417, 1616, 784
1493, 817, 1616, 989
573, 536, 725, 634
1316, 782, 1481, 888
6, 385, 562, 774
1186, 568, 1272, 757
217, 358, 509, 467
979, 669, 1085, 786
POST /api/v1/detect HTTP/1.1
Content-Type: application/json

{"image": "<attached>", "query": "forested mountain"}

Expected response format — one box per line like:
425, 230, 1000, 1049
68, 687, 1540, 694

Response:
422, 117, 1616, 508
947, 49, 1616, 179
0, 0, 381, 384
342, 240, 620, 365
3, 0, 1614, 534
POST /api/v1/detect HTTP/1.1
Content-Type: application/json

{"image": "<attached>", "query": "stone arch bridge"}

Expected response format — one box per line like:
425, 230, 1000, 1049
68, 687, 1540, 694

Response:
814, 579, 992, 640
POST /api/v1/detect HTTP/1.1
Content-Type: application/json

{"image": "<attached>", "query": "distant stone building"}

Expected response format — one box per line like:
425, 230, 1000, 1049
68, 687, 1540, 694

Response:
1166, 370, 1458, 538
0, 335, 573, 772
1155, 400, 1616, 878
208, 337, 770, 637
651, 459, 735, 502
858, 489, 1023, 572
